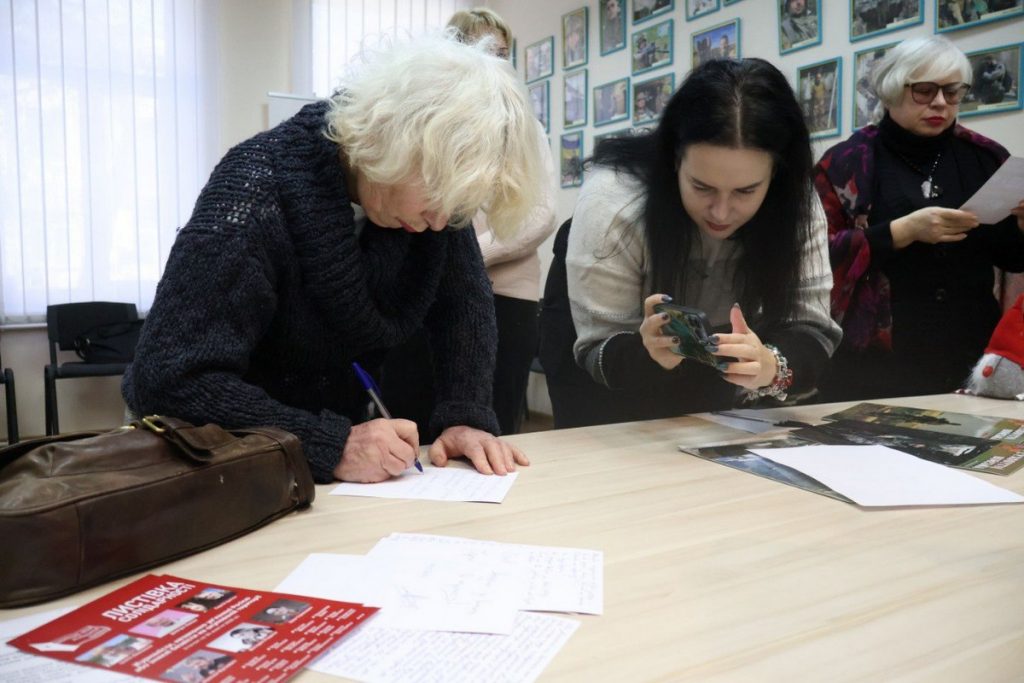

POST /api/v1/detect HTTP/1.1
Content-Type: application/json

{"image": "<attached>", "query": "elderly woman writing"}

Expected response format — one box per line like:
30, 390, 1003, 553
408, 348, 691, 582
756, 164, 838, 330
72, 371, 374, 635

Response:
122, 35, 542, 482
815, 35, 1024, 401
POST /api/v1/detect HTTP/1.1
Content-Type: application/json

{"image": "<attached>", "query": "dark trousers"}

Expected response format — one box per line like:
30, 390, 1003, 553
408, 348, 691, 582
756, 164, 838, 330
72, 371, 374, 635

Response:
380, 294, 538, 437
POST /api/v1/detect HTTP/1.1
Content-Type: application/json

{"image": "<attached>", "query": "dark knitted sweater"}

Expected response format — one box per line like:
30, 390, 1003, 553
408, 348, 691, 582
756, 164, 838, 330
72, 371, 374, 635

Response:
122, 101, 499, 483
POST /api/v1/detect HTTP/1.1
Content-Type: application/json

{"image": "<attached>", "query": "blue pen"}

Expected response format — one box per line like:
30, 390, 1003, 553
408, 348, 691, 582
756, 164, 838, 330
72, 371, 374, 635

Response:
352, 362, 423, 473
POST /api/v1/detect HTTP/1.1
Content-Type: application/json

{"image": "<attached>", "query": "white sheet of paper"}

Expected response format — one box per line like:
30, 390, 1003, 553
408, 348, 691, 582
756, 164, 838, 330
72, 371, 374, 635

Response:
370, 533, 604, 615
330, 466, 518, 503
307, 611, 579, 683
275, 553, 523, 634
750, 444, 1024, 507
960, 156, 1024, 224
0, 608, 143, 682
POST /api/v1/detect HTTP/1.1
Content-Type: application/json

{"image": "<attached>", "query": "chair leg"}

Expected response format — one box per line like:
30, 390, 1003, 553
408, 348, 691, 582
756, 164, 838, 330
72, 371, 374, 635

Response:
44, 365, 58, 436
3, 369, 17, 444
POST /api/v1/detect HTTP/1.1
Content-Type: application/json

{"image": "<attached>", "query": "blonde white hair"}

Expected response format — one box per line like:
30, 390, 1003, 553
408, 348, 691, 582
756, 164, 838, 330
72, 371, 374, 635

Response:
871, 35, 972, 123
324, 32, 541, 238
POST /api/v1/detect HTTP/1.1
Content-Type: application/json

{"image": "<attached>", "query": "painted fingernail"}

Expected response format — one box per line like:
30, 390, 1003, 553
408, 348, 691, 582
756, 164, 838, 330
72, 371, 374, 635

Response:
732, 302, 740, 309
706, 344, 719, 352
708, 335, 719, 344
661, 313, 669, 320
672, 336, 680, 345
662, 295, 673, 302
716, 361, 730, 372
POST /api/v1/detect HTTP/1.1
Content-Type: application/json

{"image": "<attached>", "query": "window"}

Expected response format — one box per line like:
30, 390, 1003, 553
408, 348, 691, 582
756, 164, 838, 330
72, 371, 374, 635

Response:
0, 0, 211, 324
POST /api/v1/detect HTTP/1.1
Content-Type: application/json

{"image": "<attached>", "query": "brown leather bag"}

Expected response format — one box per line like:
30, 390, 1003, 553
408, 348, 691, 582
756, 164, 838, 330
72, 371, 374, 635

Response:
0, 416, 315, 608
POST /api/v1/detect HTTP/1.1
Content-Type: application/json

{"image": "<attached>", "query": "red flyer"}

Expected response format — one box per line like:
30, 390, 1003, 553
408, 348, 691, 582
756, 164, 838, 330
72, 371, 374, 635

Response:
8, 574, 378, 683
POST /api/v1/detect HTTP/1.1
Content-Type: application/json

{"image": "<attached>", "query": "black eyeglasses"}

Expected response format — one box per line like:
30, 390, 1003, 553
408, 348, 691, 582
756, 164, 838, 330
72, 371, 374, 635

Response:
905, 81, 971, 105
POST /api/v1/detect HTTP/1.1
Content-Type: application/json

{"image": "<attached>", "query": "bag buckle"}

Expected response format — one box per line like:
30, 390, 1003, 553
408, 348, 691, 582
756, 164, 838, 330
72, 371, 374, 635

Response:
141, 415, 168, 433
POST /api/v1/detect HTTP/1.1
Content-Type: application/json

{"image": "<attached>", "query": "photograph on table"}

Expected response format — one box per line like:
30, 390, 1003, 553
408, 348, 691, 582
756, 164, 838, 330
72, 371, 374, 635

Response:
691, 19, 740, 70
633, 0, 674, 24
632, 19, 674, 74
560, 131, 584, 188
937, 0, 1023, 32
594, 77, 630, 127
600, 0, 627, 55
564, 69, 588, 128
959, 43, 1022, 118
528, 80, 551, 132
686, 0, 721, 21
853, 42, 896, 129
525, 36, 554, 83
849, 0, 923, 42
797, 57, 842, 138
632, 73, 675, 125
779, 0, 821, 54
563, 7, 588, 70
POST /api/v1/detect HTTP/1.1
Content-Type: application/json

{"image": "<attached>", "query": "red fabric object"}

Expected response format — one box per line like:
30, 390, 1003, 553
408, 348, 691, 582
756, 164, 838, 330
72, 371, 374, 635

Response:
985, 294, 1024, 368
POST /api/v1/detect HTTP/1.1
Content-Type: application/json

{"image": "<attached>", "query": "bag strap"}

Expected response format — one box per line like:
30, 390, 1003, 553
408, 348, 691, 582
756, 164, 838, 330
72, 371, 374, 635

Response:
134, 415, 236, 463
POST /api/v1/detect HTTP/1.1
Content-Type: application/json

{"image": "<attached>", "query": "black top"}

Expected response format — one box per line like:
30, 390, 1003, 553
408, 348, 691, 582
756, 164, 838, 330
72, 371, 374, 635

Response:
123, 102, 499, 482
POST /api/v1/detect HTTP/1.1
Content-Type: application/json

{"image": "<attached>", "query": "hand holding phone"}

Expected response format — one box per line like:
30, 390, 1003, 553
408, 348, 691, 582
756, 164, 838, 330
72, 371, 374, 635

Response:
652, 303, 721, 369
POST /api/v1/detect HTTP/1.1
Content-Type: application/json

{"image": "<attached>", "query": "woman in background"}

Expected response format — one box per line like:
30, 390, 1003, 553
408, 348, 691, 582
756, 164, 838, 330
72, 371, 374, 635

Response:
540, 59, 840, 428
124, 34, 542, 482
815, 35, 1024, 401
381, 8, 557, 437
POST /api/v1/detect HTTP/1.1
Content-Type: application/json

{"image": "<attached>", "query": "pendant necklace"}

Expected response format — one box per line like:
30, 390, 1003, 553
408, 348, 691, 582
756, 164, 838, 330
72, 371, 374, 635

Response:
895, 149, 944, 199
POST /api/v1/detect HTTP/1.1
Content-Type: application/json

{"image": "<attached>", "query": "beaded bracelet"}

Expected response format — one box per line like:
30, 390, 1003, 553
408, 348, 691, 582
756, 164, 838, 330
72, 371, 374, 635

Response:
742, 344, 793, 401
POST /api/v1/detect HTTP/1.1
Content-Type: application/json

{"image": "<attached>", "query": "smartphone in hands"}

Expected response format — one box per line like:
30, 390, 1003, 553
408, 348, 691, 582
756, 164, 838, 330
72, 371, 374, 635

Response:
653, 303, 722, 370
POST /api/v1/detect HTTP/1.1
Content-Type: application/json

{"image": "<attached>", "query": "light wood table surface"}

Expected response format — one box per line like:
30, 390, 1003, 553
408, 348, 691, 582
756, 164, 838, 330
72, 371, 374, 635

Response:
7, 394, 1024, 682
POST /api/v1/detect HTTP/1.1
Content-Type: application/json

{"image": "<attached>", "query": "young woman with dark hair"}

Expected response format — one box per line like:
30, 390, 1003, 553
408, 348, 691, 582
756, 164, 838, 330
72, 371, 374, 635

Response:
539, 58, 841, 428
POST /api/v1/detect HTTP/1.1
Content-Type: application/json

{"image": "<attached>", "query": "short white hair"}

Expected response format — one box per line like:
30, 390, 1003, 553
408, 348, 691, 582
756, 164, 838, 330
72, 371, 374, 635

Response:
324, 32, 542, 238
871, 35, 972, 123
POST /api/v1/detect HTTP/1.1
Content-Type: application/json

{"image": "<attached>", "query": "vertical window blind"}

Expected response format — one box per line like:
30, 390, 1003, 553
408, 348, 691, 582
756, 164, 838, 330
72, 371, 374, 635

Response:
0, 0, 208, 324
309, 0, 474, 97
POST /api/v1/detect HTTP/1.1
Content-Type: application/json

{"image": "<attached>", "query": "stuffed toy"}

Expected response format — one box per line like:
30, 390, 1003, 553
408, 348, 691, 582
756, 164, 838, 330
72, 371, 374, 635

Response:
965, 294, 1024, 400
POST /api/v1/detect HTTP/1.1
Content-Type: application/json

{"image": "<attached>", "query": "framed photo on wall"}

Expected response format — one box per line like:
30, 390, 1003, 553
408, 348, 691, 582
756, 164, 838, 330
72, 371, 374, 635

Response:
528, 80, 551, 133
959, 43, 1023, 118
525, 37, 554, 83
691, 19, 740, 70
593, 127, 634, 151
724, 0, 745, 4
797, 57, 842, 139
594, 77, 631, 127
631, 19, 674, 75
560, 131, 584, 188
779, 0, 821, 54
632, 73, 675, 125
633, 0, 674, 25
853, 42, 895, 129
600, 0, 627, 55
850, 0, 922, 42
686, 0, 720, 21
563, 7, 589, 70
937, 0, 1023, 33
564, 69, 588, 128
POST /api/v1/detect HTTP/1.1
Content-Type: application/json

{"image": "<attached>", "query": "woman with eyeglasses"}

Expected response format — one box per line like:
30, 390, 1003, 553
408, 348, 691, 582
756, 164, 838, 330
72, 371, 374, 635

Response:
815, 35, 1024, 402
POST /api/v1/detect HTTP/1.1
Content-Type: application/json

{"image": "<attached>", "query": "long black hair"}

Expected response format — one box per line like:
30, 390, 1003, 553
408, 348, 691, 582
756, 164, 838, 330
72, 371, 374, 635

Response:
592, 58, 814, 326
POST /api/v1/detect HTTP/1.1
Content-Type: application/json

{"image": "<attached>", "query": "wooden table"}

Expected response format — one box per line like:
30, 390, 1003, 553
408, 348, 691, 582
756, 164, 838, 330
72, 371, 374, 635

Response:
7, 394, 1024, 681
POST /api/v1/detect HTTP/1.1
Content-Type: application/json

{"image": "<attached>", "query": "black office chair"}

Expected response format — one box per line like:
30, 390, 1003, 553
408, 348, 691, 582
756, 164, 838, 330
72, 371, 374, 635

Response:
44, 302, 140, 435
0, 343, 17, 444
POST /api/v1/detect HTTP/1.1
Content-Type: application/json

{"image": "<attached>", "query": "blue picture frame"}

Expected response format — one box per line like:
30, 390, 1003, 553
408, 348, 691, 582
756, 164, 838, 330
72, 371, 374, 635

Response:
632, 72, 675, 126
686, 0, 721, 22
797, 56, 843, 140
599, 0, 627, 56
959, 43, 1024, 119
563, 7, 589, 70
779, 0, 822, 55
691, 19, 740, 70
849, 0, 923, 43
564, 68, 589, 129
631, 19, 674, 76
528, 80, 551, 133
560, 131, 584, 188
633, 0, 675, 25
594, 77, 631, 127
936, 0, 1023, 34
525, 36, 555, 84
852, 41, 896, 130
724, 0, 745, 4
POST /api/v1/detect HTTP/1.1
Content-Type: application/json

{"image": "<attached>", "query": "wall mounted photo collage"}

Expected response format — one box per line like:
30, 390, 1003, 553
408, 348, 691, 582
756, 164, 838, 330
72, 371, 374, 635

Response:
520, 0, 1022, 188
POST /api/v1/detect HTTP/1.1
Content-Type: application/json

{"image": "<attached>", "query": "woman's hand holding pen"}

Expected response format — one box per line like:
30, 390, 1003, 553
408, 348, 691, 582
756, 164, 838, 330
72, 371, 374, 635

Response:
429, 426, 529, 476
713, 304, 776, 390
640, 293, 684, 370
335, 418, 420, 483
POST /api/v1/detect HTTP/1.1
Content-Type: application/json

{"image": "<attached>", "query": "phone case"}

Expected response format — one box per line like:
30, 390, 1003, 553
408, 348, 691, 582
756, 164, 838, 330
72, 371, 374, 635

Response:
653, 303, 719, 369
